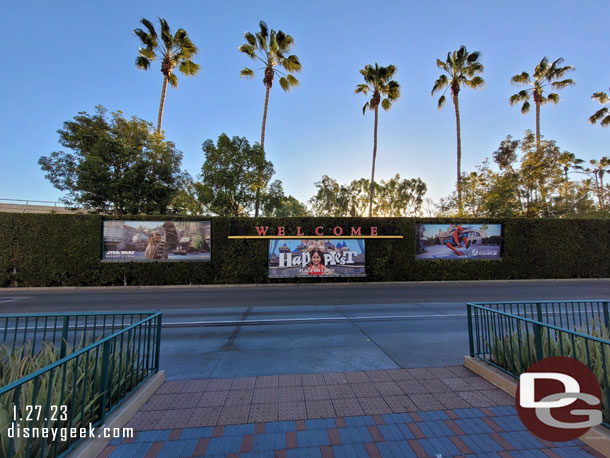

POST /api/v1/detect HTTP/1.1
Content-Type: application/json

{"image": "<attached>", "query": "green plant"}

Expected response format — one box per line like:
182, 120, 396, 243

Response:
0, 338, 144, 458
488, 318, 610, 424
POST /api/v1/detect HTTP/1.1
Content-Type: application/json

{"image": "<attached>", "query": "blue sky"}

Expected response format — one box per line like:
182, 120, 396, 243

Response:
1, 1, 608, 208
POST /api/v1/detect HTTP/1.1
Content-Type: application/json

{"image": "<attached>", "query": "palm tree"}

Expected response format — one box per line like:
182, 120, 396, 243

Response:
239, 20, 301, 217
582, 157, 610, 210
432, 46, 485, 215
355, 63, 401, 217
134, 18, 200, 133
589, 89, 610, 127
509, 57, 575, 151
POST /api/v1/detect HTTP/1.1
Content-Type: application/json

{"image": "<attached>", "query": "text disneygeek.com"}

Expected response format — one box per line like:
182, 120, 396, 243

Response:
7, 423, 133, 442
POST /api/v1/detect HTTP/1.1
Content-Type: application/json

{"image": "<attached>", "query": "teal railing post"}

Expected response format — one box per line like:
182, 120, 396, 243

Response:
534, 303, 544, 361
154, 315, 162, 372
467, 304, 474, 356
98, 340, 111, 424
60, 316, 69, 359
604, 302, 610, 329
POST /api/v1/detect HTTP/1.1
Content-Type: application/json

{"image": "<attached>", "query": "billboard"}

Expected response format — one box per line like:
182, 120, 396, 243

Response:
269, 239, 365, 277
102, 220, 211, 262
415, 223, 502, 260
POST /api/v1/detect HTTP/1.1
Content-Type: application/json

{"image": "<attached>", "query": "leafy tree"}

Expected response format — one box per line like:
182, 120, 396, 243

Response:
308, 176, 352, 217
355, 63, 401, 217
509, 57, 574, 151
38, 106, 183, 214
168, 172, 207, 215
308, 174, 426, 217
261, 180, 308, 216
432, 45, 485, 215
437, 132, 598, 217
589, 90, 610, 127
134, 18, 200, 133
239, 20, 301, 216
581, 157, 610, 210
197, 134, 273, 216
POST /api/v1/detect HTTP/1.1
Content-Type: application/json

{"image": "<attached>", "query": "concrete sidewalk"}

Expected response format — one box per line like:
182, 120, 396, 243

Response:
98, 366, 602, 458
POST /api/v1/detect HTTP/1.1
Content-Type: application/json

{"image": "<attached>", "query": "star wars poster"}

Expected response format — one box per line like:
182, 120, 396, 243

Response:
415, 224, 502, 260
102, 221, 211, 262
269, 239, 366, 277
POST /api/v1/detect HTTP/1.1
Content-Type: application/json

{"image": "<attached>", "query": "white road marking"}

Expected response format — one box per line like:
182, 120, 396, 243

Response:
0, 297, 31, 304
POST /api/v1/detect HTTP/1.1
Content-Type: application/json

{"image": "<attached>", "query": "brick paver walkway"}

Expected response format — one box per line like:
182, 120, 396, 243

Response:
98, 366, 603, 458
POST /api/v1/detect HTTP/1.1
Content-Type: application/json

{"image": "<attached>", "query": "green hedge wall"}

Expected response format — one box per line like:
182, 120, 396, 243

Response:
0, 213, 608, 287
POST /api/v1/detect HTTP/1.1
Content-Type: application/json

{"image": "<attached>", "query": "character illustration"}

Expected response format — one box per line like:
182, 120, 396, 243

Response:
446, 225, 471, 256
307, 248, 332, 275
144, 231, 168, 260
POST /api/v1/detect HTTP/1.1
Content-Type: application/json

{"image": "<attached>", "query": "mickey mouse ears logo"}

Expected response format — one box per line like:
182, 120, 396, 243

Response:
516, 356, 602, 442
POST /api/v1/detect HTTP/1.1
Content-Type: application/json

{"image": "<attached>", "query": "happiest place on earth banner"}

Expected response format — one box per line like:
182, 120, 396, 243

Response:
415, 223, 502, 260
268, 239, 366, 278
102, 220, 211, 262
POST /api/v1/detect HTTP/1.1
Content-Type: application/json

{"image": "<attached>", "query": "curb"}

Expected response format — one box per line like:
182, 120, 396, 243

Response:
464, 355, 610, 457
1, 278, 608, 293
67, 370, 165, 458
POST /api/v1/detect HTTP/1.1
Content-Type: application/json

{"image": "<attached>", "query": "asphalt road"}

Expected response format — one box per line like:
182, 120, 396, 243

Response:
1, 280, 608, 380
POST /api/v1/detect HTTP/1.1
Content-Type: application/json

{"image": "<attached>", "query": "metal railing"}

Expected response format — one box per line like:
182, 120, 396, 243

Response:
468, 300, 610, 426
0, 311, 162, 457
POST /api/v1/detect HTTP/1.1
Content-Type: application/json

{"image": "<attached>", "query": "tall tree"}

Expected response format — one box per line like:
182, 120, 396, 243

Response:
197, 134, 274, 216
509, 57, 574, 151
38, 106, 184, 214
355, 63, 401, 217
133, 18, 200, 133
432, 45, 485, 215
589, 89, 610, 127
239, 20, 301, 216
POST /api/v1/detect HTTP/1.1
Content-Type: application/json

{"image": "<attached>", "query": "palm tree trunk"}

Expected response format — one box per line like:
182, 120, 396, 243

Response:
157, 75, 169, 134
453, 94, 462, 215
369, 106, 378, 217
535, 100, 541, 152
255, 85, 272, 217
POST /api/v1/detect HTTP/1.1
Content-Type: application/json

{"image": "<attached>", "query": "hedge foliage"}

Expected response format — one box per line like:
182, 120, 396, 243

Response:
0, 214, 608, 287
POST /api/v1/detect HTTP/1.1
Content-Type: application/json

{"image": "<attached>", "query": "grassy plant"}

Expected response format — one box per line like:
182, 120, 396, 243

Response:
0, 337, 148, 458
487, 317, 610, 424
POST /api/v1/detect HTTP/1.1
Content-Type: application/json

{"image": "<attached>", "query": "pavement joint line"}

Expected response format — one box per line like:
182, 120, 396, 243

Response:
0, 278, 608, 293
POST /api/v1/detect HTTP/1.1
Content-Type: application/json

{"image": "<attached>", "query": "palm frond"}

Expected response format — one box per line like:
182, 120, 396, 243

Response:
511, 72, 530, 85
431, 75, 448, 94
244, 32, 257, 47
286, 74, 299, 87
437, 95, 446, 109
509, 90, 530, 105
355, 84, 369, 94
467, 75, 485, 89
546, 93, 560, 104
179, 60, 200, 76
589, 107, 609, 125
436, 59, 449, 73
138, 47, 155, 60
520, 101, 530, 114
381, 97, 392, 110
282, 54, 301, 72
278, 76, 290, 92
159, 18, 173, 49
551, 78, 575, 90
239, 44, 256, 59
362, 101, 370, 115
167, 73, 178, 88
592, 91, 609, 104
133, 29, 156, 49
139, 18, 157, 39
135, 55, 151, 70
240, 67, 255, 78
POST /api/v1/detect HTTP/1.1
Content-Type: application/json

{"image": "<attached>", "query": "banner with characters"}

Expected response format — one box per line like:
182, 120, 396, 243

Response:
102, 221, 211, 262
268, 239, 366, 277
415, 223, 502, 260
